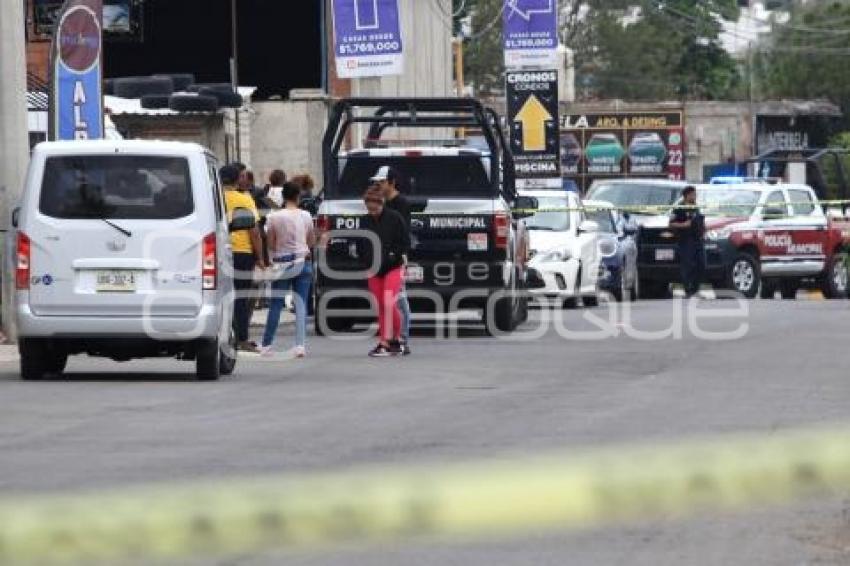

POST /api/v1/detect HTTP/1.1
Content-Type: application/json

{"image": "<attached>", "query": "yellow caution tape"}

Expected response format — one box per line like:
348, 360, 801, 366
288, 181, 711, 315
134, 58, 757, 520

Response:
1, 426, 850, 564
321, 200, 850, 217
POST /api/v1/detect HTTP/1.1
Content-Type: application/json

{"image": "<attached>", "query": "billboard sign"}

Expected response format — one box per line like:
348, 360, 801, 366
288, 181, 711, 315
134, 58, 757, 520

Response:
503, 0, 559, 68
333, 0, 404, 78
507, 70, 560, 188
755, 115, 833, 154
560, 112, 685, 192
49, 0, 104, 141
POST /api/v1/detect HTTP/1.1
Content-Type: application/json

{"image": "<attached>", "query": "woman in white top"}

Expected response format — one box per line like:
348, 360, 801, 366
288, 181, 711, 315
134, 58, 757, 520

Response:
260, 182, 316, 358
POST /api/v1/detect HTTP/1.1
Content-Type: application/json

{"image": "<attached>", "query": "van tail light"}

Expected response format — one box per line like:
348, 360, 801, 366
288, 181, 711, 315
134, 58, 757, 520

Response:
16, 232, 31, 290
493, 212, 509, 250
202, 233, 217, 290
316, 214, 331, 249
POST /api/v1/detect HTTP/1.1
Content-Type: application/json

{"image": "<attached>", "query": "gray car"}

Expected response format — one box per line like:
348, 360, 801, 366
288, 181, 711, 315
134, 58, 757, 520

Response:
12, 140, 237, 380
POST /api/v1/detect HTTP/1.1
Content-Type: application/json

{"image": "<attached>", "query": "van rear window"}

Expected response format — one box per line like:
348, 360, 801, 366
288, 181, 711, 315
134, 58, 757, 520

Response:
337, 156, 492, 198
39, 155, 193, 219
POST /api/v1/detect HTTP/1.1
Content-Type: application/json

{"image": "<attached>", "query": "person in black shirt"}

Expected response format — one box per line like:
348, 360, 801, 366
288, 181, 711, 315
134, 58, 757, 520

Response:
361, 186, 410, 357
373, 166, 412, 355
669, 185, 705, 297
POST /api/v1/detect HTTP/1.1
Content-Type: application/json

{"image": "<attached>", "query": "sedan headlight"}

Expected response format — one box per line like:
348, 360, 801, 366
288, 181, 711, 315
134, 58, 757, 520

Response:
598, 237, 618, 258
537, 249, 573, 263
706, 227, 732, 241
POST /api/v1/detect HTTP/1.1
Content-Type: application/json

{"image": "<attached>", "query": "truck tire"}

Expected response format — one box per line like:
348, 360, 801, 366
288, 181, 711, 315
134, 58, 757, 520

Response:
727, 252, 760, 299
153, 73, 195, 91
168, 94, 219, 113
485, 290, 517, 335
198, 88, 243, 108
113, 76, 174, 99
821, 254, 849, 299
140, 94, 170, 110
196, 339, 221, 381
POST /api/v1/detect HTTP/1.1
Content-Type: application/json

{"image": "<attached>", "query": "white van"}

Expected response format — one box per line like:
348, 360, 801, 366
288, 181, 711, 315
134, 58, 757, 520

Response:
12, 140, 237, 380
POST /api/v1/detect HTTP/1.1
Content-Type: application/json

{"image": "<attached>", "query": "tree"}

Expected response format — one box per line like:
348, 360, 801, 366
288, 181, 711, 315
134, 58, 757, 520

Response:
453, 0, 743, 100
755, 0, 850, 122
571, 1, 742, 101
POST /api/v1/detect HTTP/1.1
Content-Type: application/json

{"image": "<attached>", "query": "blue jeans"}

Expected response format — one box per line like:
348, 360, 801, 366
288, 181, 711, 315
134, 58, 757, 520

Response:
397, 285, 411, 343
262, 260, 313, 348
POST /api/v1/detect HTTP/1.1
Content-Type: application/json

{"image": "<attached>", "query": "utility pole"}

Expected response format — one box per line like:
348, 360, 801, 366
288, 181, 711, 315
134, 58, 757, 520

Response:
230, 0, 241, 162
0, 0, 29, 340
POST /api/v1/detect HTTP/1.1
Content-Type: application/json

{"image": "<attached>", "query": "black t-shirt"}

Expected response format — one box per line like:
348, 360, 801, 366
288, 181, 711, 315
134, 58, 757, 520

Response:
361, 208, 411, 276
385, 193, 411, 229
670, 205, 705, 244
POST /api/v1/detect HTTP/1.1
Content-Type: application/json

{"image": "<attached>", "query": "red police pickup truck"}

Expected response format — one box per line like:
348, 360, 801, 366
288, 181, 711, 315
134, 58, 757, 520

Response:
637, 183, 850, 299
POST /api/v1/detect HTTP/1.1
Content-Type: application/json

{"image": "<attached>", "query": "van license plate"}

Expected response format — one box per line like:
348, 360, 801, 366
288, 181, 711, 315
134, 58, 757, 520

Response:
655, 249, 675, 262
96, 270, 137, 292
405, 265, 424, 284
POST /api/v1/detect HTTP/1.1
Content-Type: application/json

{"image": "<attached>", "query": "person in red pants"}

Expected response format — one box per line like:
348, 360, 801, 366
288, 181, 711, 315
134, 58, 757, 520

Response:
360, 186, 410, 357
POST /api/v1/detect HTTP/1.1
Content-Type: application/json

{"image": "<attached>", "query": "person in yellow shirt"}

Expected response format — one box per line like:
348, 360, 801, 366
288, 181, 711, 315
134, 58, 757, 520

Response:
220, 165, 266, 352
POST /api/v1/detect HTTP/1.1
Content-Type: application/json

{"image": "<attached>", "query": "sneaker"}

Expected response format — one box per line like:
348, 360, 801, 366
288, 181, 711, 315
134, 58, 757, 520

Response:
292, 346, 306, 359
368, 344, 392, 358
388, 340, 411, 356
259, 345, 274, 357
238, 341, 260, 353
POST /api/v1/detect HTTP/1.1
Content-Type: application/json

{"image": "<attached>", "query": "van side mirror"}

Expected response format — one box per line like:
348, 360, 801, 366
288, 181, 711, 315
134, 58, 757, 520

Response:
229, 207, 256, 232
11, 207, 20, 229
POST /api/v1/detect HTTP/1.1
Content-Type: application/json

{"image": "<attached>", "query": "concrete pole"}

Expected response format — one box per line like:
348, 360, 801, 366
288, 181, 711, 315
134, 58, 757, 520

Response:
0, 0, 29, 340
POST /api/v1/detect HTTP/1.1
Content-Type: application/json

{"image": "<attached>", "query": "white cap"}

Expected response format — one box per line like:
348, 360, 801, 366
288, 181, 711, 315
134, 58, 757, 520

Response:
369, 166, 391, 183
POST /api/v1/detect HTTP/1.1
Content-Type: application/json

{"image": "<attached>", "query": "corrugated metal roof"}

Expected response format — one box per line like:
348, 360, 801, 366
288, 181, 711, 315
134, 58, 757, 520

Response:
27, 72, 49, 112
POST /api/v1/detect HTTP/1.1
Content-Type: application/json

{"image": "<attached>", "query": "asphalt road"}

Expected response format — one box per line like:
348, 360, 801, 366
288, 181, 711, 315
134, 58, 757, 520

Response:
1, 298, 850, 565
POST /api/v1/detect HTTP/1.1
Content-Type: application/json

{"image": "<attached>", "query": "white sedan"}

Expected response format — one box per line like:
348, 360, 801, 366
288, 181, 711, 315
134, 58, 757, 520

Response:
521, 190, 603, 307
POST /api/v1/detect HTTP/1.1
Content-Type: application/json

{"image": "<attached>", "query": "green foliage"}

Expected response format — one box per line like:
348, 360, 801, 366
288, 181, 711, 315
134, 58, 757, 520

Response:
454, 0, 743, 100
756, 0, 850, 121
574, 1, 742, 100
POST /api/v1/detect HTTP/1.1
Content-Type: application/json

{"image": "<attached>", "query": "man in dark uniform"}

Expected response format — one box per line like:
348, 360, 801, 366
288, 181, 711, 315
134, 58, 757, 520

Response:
372, 166, 412, 356
669, 185, 705, 298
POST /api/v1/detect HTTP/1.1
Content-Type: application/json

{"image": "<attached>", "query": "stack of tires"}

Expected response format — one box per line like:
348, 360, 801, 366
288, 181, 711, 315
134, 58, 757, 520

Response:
106, 74, 243, 113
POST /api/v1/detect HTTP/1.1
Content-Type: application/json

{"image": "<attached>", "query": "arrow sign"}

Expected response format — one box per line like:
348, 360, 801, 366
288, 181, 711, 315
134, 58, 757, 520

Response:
506, 0, 554, 21
515, 94, 553, 152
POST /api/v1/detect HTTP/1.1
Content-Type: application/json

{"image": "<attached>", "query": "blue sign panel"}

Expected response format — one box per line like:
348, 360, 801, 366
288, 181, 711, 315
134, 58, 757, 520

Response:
50, 0, 104, 140
332, 0, 404, 78
503, 0, 559, 68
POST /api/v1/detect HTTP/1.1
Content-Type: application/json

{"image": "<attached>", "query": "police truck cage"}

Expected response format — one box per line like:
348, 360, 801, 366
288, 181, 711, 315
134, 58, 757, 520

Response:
322, 98, 516, 200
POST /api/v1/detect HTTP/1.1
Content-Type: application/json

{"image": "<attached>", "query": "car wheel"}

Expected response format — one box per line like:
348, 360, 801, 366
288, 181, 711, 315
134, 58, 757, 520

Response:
760, 280, 777, 300
113, 76, 174, 98
196, 339, 221, 381
583, 295, 599, 307
821, 254, 849, 299
485, 288, 517, 334
19, 339, 50, 381
219, 328, 237, 376
169, 94, 219, 113
727, 253, 760, 299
